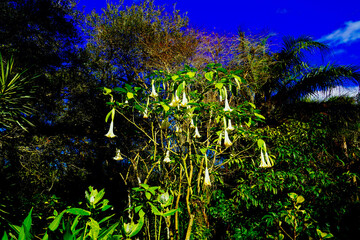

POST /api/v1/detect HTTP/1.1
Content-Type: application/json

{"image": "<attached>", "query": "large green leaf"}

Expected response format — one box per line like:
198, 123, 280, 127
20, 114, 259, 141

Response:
89, 218, 100, 240
163, 209, 178, 217
1, 232, 8, 240
49, 210, 66, 231
66, 208, 91, 216
98, 222, 119, 239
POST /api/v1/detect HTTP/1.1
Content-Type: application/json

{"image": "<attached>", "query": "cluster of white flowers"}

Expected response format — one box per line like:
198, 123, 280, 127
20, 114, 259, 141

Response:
105, 73, 274, 190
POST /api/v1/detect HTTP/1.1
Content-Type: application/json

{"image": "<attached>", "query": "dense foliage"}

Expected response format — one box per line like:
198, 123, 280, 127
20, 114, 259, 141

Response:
1, 0, 359, 239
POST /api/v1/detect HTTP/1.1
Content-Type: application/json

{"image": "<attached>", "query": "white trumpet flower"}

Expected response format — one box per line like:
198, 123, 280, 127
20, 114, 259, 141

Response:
105, 109, 117, 138
180, 91, 188, 107
194, 126, 201, 138
169, 94, 177, 107
223, 97, 232, 112
143, 108, 149, 119
224, 129, 232, 147
163, 150, 171, 163
190, 118, 196, 128
175, 91, 180, 103
113, 149, 123, 161
259, 150, 267, 168
259, 150, 273, 168
150, 82, 158, 98
227, 119, 235, 131
204, 167, 211, 186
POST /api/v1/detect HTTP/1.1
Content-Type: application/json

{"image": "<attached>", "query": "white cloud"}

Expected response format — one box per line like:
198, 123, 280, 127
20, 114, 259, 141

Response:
308, 86, 359, 101
318, 20, 360, 46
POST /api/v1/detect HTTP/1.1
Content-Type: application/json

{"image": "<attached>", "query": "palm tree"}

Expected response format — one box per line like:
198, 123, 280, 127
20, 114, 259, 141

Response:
0, 54, 36, 131
257, 36, 360, 113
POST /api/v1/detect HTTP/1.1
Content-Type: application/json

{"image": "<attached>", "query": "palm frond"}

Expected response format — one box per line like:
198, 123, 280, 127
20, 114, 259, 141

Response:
274, 64, 360, 102
0, 54, 36, 130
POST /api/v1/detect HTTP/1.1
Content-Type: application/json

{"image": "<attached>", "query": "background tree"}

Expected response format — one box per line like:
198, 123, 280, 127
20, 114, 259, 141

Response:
259, 36, 360, 115
84, 0, 199, 87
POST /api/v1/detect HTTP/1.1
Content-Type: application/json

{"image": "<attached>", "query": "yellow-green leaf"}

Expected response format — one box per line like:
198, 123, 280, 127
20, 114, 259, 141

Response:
205, 72, 214, 81
127, 92, 134, 99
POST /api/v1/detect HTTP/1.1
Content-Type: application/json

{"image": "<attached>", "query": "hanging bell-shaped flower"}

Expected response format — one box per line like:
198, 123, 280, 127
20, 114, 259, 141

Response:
150, 82, 158, 98
259, 150, 267, 168
143, 108, 149, 119
190, 118, 196, 129
223, 96, 232, 112
113, 149, 123, 160
105, 109, 117, 138
227, 119, 235, 131
180, 91, 188, 107
194, 126, 201, 138
163, 150, 171, 163
224, 129, 232, 147
175, 90, 181, 103
204, 167, 211, 186
169, 94, 177, 107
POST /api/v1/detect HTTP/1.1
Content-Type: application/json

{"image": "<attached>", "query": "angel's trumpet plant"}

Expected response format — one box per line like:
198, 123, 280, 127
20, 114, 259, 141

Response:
105, 108, 117, 138
150, 81, 158, 98
113, 149, 123, 160
194, 126, 201, 138
224, 129, 232, 147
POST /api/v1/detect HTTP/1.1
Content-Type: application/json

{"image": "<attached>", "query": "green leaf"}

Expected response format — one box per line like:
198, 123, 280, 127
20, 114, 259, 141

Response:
216, 67, 227, 73
89, 218, 100, 240
296, 196, 305, 204
140, 183, 149, 190
42, 232, 48, 240
149, 203, 162, 216
288, 192, 298, 200
66, 208, 91, 216
49, 210, 66, 231
63, 222, 74, 240
160, 102, 170, 112
171, 75, 179, 80
99, 214, 115, 224
94, 189, 105, 204
205, 72, 214, 81
71, 215, 81, 233
22, 208, 33, 233
232, 74, 242, 89
186, 72, 196, 78
99, 222, 119, 239
215, 83, 224, 90
112, 87, 124, 92
101, 205, 112, 212
105, 110, 112, 123
254, 112, 265, 120
134, 206, 143, 213
176, 84, 184, 96
103, 87, 112, 95
9, 224, 21, 234
127, 92, 134, 99
248, 102, 256, 109
163, 209, 178, 217
257, 139, 265, 149
145, 192, 151, 200
316, 229, 334, 239
129, 217, 144, 238
1, 232, 8, 240
18, 226, 26, 240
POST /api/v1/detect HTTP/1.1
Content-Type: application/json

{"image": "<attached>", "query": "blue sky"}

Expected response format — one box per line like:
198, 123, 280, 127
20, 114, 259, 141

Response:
78, 0, 360, 67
